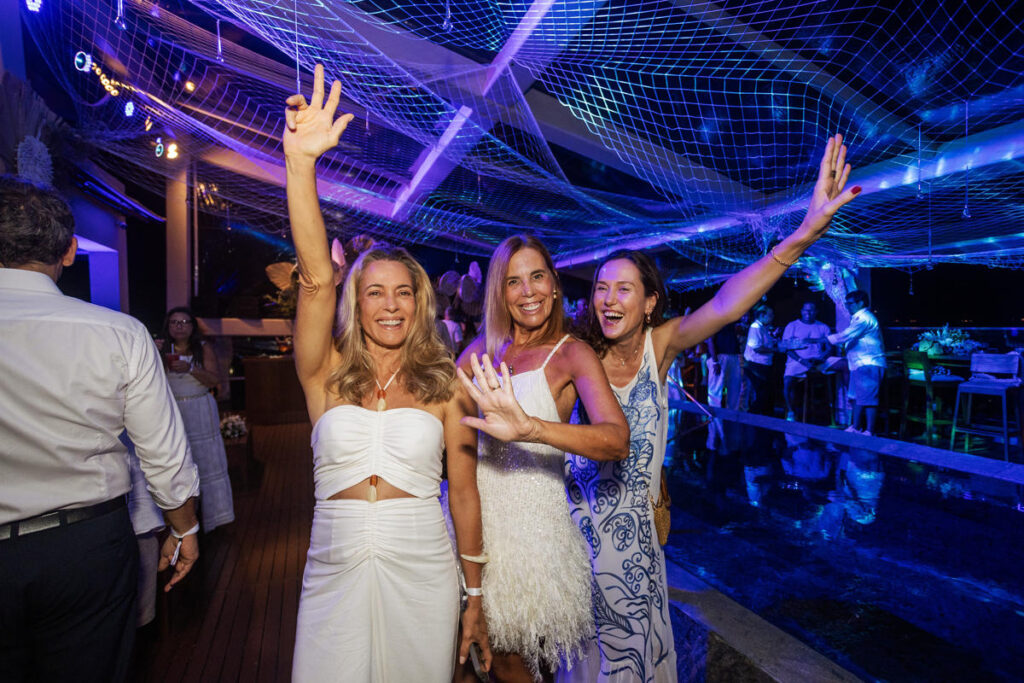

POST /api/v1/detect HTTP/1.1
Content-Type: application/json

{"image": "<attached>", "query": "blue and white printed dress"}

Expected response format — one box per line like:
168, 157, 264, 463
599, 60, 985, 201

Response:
564, 329, 677, 683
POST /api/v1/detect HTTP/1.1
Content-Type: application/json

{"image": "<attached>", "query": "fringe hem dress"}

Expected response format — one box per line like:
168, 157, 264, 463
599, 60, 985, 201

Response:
477, 335, 595, 680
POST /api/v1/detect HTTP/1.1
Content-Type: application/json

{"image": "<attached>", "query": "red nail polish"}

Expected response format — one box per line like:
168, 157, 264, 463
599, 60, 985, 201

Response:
851, 186, 862, 195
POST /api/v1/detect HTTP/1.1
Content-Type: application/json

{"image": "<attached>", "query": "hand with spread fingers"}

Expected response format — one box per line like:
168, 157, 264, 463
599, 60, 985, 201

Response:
792, 133, 861, 243
457, 353, 538, 443
283, 63, 354, 162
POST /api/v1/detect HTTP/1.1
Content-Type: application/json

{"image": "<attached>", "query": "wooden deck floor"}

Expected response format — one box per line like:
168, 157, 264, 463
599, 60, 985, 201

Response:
132, 422, 314, 683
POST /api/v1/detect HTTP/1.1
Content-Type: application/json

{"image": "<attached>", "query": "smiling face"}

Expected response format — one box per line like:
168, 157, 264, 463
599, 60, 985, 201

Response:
504, 247, 556, 332
357, 259, 416, 350
592, 258, 656, 342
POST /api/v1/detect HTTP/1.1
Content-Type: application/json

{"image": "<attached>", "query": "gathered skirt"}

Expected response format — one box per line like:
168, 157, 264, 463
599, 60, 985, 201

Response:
292, 497, 460, 683
174, 391, 235, 530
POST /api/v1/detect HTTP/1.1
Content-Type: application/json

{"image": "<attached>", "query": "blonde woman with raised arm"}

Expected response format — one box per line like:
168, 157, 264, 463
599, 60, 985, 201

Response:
284, 64, 490, 682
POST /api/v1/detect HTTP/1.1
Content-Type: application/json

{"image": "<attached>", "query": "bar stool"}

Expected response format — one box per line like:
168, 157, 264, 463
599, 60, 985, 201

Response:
901, 350, 964, 446
797, 369, 837, 425
950, 353, 1022, 461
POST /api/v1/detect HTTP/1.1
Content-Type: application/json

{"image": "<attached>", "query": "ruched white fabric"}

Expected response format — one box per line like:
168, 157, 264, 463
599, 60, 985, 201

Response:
292, 498, 459, 683
310, 406, 444, 500
477, 336, 595, 680
294, 405, 459, 683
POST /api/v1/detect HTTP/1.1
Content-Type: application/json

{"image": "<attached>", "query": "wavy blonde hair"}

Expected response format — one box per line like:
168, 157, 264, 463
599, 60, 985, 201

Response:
329, 244, 455, 404
483, 234, 567, 358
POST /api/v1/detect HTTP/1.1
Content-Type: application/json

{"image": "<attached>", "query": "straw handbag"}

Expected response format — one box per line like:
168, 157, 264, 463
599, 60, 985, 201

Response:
650, 467, 672, 546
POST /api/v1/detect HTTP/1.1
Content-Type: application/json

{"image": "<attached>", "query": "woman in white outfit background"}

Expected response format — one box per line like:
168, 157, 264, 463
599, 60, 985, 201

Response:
284, 64, 490, 682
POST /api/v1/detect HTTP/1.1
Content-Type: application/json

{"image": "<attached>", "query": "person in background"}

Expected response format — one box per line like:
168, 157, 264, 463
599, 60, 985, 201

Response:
706, 320, 744, 451
157, 307, 236, 532
744, 303, 777, 415
781, 302, 833, 421
829, 290, 886, 435
0, 176, 200, 683
443, 305, 465, 354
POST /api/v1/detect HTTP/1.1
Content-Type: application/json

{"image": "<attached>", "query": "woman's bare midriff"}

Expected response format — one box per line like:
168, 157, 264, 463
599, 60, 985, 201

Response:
328, 476, 416, 502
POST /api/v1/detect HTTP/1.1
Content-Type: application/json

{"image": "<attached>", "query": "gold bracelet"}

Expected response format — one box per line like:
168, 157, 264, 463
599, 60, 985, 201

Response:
770, 246, 796, 268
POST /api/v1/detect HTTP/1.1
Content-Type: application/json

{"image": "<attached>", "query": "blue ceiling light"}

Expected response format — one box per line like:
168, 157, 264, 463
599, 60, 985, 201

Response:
73, 51, 91, 72
26, 0, 42, 12
124, 101, 134, 117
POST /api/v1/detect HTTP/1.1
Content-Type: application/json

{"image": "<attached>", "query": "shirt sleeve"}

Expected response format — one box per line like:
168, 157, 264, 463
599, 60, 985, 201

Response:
123, 326, 200, 510
828, 312, 870, 346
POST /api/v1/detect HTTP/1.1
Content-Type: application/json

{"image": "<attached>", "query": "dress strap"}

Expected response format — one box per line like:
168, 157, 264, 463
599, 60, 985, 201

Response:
540, 334, 572, 370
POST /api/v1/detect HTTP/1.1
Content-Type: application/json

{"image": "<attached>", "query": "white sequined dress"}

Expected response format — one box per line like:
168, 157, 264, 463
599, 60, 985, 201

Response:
477, 335, 594, 680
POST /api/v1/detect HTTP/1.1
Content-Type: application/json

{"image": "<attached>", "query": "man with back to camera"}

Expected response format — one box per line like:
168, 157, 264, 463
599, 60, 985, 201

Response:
829, 290, 886, 435
0, 176, 201, 682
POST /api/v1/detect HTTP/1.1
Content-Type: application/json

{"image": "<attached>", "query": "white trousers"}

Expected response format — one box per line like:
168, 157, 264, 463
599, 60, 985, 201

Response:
292, 497, 460, 682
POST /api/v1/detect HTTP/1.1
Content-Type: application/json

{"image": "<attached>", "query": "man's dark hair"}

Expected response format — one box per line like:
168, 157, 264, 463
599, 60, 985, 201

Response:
846, 290, 869, 309
0, 176, 75, 267
752, 302, 773, 320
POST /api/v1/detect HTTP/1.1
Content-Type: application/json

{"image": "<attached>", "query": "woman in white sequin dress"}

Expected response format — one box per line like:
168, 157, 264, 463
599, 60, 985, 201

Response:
565, 135, 863, 682
456, 235, 630, 682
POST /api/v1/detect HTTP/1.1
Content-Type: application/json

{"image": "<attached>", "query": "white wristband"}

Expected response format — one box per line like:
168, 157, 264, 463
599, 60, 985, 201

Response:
465, 586, 483, 597
169, 522, 200, 566
171, 522, 200, 539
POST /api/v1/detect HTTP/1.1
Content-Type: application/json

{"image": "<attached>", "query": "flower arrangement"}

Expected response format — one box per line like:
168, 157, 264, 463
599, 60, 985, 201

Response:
220, 413, 248, 441
915, 325, 985, 357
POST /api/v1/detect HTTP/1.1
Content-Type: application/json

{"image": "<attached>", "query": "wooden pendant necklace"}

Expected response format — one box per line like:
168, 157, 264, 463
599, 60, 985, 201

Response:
374, 368, 400, 412
369, 367, 399, 502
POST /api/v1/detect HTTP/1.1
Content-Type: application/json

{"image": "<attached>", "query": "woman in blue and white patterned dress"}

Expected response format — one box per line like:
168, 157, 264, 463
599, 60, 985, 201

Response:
566, 135, 862, 682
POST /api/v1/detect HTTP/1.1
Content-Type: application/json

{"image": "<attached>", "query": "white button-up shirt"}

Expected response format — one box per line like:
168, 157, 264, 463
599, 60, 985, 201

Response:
828, 307, 887, 370
0, 269, 199, 525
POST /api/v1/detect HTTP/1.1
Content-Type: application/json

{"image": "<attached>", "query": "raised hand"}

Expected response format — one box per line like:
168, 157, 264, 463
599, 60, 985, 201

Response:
283, 63, 354, 161
457, 354, 538, 443
793, 134, 861, 243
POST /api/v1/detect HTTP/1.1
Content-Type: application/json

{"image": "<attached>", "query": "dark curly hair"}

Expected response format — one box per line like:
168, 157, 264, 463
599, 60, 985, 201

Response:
581, 250, 667, 357
0, 176, 75, 267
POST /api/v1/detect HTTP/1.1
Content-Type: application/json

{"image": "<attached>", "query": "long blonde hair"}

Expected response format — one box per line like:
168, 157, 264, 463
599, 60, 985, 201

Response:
483, 234, 568, 358
329, 244, 454, 404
